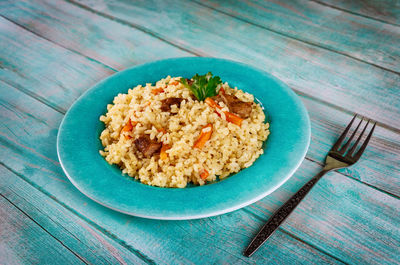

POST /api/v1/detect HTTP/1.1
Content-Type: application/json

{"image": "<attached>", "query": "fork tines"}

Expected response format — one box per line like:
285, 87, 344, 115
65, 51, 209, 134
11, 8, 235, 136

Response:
331, 114, 376, 161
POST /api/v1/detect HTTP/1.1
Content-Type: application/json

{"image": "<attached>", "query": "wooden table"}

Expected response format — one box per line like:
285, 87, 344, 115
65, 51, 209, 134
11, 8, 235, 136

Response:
1, 0, 399, 264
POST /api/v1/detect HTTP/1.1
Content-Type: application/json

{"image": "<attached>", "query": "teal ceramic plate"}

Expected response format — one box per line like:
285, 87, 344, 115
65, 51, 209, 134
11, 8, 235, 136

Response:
57, 57, 310, 220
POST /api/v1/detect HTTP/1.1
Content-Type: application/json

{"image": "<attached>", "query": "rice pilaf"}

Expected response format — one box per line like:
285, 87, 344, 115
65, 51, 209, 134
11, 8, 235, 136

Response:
99, 75, 269, 188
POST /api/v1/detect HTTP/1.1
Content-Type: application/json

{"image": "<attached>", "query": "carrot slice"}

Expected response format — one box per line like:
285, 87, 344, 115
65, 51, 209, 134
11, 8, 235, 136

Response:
224, 112, 243, 127
122, 119, 137, 139
200, 169, 209, 180
205, 98, 243, 127
151, 87, 164, 95
160, 143, 170, 160
193, 124, 213, 149
122, 119, 133, 132
205, 97, 222, 109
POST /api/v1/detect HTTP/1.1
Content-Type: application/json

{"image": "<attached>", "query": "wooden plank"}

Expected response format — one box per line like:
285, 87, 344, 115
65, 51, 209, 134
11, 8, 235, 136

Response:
0, 166, 148, 265
0, 15, 189, 113
0, 81, 345, 264
197, 0, 400, 72
0, 12, 398, 197
1, 73, 399, 264
0, 194, 85, 265
1, 0, 400, 131
0, 16, 113, 113
0, 4, 399, 262
303, 95, 400, 197
245, 160, 400, 264
314, 0, 400, 26
64, 0, 399, 131
0, 0, 191, 70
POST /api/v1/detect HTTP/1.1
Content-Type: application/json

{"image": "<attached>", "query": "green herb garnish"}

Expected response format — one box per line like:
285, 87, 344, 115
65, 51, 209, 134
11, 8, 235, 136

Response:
180, 72, 222, 101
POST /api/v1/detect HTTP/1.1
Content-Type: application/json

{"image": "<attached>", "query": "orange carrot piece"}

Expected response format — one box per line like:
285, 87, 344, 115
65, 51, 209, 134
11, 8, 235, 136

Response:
205, 98, 243, 127
219, 87, 225, 95
193, 124, 213, 149
122, 119, 133, 132
200, 169, 209, 180
151, 87, 164, 95
169, 80, 179, 86
122, 119, 137, 139
224, 111, 243, 127
205, 97, 222, 109
160, 143, 170, 160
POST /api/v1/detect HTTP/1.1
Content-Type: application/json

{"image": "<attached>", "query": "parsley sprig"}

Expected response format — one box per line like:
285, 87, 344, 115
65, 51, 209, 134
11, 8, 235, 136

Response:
180, 72, 222, 101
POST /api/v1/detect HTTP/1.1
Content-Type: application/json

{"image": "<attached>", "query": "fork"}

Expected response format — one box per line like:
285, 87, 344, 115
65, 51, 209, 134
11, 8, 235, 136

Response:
244, 115, 376, 257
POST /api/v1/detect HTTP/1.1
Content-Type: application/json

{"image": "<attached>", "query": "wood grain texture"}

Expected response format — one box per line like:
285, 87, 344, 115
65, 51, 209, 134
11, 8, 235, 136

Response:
0, 77, 342, 265
71, 0, 400, 131
197, 0, 400, 72
303, 95, 400, 197
0, 166, 148, 265
0, 9, 398, 197
0, 194, 85, 265
314, 0, 400, 26
1, 1, 399, 263
2, 78, 399, 264
0, 16, 113, 113
0, 0, 191, 70
2, 0, 400, 131
246, 160, 400, 264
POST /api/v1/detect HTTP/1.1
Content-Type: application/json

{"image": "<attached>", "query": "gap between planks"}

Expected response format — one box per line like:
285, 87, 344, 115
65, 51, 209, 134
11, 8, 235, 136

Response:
0, 162, 158, 265
2, 12, 400, 136
304, 156, 400, 200
0, 162, 346, 264
66, 0, 400, 133
3, 62, 398, 201
1, 18, 399, 202
192, 0, 400, 75
1, 5, 399, 261
62, 1, 204, 57
0, 15, 116, 73
0, 193, 90, 265
1, 83, 396, 260
241, 207, 347, 264
310, 0, 400, 27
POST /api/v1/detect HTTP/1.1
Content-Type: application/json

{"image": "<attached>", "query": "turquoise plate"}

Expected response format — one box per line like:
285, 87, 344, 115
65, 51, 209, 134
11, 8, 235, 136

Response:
57, 57, 310, 220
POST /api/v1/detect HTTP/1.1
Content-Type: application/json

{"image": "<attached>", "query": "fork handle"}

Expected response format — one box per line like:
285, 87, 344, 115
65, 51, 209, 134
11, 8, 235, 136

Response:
244, 169, 329, 257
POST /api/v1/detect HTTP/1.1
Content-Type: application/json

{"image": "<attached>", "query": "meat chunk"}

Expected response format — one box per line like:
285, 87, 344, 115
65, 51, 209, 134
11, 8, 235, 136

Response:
134, 135, 162, 157
211, 93, 252, 118
229, 101, 252, 119
160, 97, 184, 112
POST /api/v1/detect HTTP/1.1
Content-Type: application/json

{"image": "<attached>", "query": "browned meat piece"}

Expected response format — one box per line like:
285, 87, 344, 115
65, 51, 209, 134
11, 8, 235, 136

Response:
211, 93, 252, 118
160, 97, 184, 112
134, 135, 162, 157
229, 101, 252, 118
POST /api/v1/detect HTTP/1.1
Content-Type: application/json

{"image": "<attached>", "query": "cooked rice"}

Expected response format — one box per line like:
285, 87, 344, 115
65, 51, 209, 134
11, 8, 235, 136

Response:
99, 76, 270, 188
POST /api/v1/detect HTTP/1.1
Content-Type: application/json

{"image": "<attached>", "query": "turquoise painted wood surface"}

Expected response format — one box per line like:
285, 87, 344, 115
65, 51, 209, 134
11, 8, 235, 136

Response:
1, 0, 399, 195
1, 0, 399, 264
198, 0, 400, 72
316, 0, 400, 26
71, 0, 400, 130
0, 195, 85, 265
0, 166, 147, 265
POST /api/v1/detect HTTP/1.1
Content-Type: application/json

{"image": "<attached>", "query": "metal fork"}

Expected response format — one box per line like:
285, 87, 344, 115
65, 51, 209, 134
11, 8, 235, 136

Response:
244, 115, 376, 257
